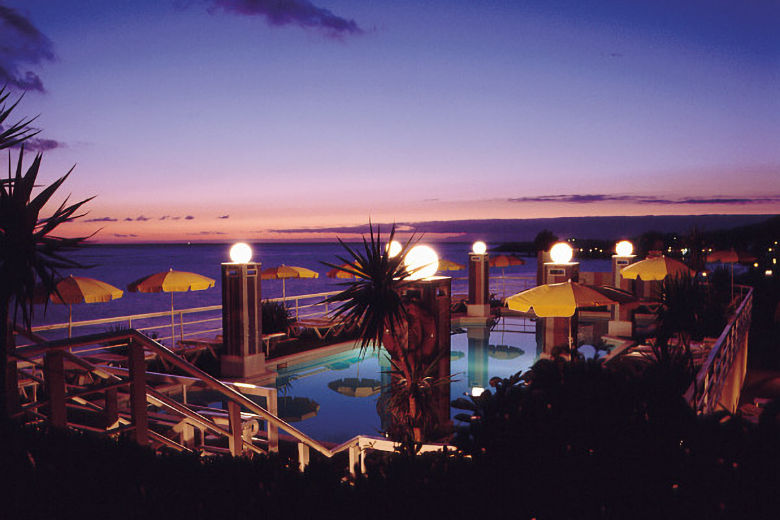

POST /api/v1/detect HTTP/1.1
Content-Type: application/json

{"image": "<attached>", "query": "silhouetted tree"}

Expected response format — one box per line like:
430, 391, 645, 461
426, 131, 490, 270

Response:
0, 91, 92, 419
638, 230, 666, 256
533, 229, 558, 252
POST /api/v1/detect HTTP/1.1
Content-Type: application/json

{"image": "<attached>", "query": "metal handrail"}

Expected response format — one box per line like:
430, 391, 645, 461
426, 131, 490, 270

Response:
16, 330, 333, 458
16, 328, 457, 472
683, 285, 753, 413
27, 290, 344, 348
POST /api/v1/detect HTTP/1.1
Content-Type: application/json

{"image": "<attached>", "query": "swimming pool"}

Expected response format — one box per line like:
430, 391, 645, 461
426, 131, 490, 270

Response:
269, 317, 539, 444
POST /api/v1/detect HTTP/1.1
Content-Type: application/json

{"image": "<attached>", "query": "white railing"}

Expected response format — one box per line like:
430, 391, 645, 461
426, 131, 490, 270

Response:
29, 291, 341, 348
684, 285, 753, 414
15, 329, 454, 474
450, 275, 535, 301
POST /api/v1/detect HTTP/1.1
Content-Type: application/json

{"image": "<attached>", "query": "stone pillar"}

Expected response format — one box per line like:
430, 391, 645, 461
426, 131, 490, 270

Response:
609, 254, 636, 337
220, 262, 266, 379
467, 252, 490, 317
538, 262, 579, 356
384, 276, 452, 433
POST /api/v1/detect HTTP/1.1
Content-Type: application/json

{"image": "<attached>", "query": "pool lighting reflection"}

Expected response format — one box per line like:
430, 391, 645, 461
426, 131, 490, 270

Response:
229, 242, 253, 263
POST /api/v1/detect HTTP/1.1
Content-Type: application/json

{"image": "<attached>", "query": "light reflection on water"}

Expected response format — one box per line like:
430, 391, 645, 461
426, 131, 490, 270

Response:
270, 317, 538, 444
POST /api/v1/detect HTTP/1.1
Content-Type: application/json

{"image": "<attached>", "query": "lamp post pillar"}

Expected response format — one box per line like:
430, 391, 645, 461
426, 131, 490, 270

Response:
383, 276, 452, 431
220, 262, 266, 379
609, 254, 636, 337
538, 260, 579, 356
467, 252, 490, 317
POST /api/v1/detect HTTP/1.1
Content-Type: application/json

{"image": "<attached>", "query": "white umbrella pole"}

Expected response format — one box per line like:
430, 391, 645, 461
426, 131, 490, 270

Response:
282, 279, 286, 302
170, 292, 175, 347
731, 263, 734, 302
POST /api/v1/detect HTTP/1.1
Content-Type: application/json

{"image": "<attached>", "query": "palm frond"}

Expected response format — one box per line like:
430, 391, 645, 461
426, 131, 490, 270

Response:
0, 88, 39, 150
0, 146, 93, 329
322, 223, 418, 352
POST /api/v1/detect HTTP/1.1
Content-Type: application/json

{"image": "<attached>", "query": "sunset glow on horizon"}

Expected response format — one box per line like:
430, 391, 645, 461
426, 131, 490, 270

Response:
3, 0, 778, 242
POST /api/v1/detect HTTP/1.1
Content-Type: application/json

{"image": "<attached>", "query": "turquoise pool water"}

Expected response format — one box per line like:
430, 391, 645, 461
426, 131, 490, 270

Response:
271, 317, 538, 444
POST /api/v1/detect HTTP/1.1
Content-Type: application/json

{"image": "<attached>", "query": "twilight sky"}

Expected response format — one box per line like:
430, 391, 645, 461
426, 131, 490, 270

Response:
2, 0, 778, 242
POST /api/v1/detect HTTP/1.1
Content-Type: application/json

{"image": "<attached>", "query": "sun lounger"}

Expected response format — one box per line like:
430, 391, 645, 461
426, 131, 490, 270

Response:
295, 317, 348, 340
178, 333, 288, 357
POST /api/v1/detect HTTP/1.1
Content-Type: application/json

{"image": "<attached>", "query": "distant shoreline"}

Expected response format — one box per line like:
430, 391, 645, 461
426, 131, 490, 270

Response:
84, 213, 778, 245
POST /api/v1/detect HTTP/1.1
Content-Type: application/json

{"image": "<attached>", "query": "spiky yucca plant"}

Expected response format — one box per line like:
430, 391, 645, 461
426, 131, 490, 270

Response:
0, 91, 93, 418
323, 224, 451, 443
322, 224, 414, 352
0, 87, 39, 150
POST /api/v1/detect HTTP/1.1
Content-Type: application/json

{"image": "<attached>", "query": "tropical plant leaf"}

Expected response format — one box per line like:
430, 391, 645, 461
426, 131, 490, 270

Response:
0, 88, 39, 150
1, 146, 93, 329
321, 223, 418, 352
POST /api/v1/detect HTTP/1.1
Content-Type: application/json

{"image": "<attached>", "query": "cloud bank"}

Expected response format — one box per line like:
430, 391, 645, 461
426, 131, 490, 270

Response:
508, 194, 780, 205
0, 125, 65, 151
205, 0, 362, 36
0, 6, 54, 92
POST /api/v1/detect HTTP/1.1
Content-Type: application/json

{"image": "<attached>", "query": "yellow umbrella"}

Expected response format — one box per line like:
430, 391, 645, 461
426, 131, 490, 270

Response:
437, 258, 465, 271
506, 281, 616, 317
261, 265, 319, 300
707, 250, 739, 264
326, 263, 358, 279
36, 275, 124, 337
620, 256, 693, 281
127, 269, 215, 344
506, 281, 616, 352
489, 254, 525, 268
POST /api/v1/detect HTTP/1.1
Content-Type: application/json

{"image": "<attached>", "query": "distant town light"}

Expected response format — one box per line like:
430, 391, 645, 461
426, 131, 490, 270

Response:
550, 242, 573, 264
472, 241, 487, 255
765, 270, 773, 277
229, 242, 252, 264
754, 263, 759, 268
386, 240, 402, 258
404, 245, 439, 280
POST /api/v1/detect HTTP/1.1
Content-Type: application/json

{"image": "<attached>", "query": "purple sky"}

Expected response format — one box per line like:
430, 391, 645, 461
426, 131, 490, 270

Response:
2, 0, 778, 242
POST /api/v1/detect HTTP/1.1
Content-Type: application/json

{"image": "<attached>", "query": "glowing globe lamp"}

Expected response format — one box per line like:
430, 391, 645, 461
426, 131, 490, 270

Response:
472, 241, 487, 255
229, 242, 253, 264
471, 386, 485, 397
615, 240, 634, 257
386, 240, 402, 258
549, 242, 573, 264
404, 245, 439, 280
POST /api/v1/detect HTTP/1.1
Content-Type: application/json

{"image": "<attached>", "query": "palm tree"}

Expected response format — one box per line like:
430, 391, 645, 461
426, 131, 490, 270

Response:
0, 91, 92, 419
0, 87, 40, 150
323, 224, 450, 443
